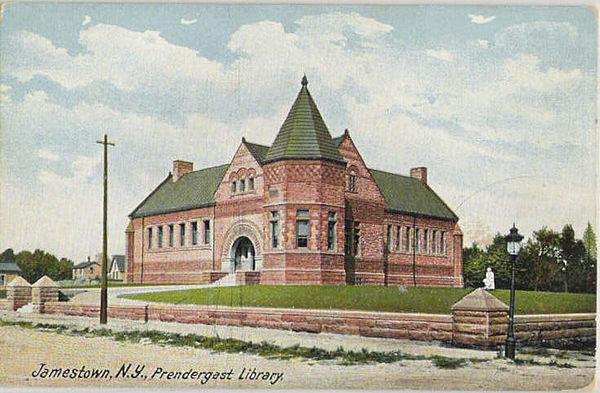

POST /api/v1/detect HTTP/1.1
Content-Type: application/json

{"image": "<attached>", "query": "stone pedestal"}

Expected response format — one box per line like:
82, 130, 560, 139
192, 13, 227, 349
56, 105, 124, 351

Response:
32, 276, 59, 313
6, 276, 32, 311
451, 288, 509, 346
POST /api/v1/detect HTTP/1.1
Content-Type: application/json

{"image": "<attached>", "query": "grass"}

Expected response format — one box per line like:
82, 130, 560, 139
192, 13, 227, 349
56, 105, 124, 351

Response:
124, 285, 596, 315
61, 282, 199, 289
0, 318, 582, 369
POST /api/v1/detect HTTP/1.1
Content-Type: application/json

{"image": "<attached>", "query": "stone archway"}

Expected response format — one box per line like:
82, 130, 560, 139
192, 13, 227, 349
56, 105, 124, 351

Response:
221, 221, 263, 273
231, 236, 256, 272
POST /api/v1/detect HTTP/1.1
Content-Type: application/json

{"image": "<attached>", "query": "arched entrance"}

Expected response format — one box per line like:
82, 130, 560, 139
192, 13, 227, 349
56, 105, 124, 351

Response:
221, 221, 263, 273
231, 236, 256, 272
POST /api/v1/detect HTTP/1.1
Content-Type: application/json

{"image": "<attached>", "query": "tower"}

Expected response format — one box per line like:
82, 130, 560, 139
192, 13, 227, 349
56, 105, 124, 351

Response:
260, 76, 347, 284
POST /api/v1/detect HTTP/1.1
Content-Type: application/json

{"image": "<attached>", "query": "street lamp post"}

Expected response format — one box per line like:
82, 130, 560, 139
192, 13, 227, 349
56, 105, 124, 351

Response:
505, 224, 524, 360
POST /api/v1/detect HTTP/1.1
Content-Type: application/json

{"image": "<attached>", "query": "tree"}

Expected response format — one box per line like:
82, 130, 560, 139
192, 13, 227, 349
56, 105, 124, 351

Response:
520, 227, 562, 292
581, 222, 597, 293
0, 248, 15, 262
557, 224, 586, 293
463, 234, 514, 289
463, 242, 486, 288
9, 248, 74, 283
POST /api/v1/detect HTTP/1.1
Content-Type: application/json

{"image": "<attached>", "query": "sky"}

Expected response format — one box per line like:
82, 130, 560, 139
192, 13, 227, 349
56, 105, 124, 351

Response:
0, 4, 597, 262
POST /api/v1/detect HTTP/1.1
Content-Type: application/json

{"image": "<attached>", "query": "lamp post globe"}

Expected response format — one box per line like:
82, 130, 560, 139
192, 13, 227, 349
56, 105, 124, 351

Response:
505, 224, 523, 360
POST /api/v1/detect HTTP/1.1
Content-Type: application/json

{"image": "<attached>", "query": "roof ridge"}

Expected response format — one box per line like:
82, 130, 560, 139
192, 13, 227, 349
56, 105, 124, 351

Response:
243, 140, 270, 149
368, 167, 415, 180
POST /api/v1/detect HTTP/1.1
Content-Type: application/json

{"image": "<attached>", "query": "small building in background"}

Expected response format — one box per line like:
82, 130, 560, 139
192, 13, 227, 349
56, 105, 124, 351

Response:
72, 256, 101, 280
109, 255, 126, 281
0, 257, 22, 287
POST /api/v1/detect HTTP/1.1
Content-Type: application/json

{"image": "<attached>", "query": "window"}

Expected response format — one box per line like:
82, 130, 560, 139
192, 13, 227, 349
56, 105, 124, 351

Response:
270, 211, 279, 249
297, 209, 309, 216
415, 228, 420, 252
387, 224, 393, 251
405, 227, 411, 252
328, 211, 336, 251
240, 179, 245, 192
0, 274, 5, 286
396, 226, 401, 250
168, 224, 174, 247
232, 181, 237, 193
344, 223, 352, 255
180, 223, 186, 246
192, 222, 198, 245
297, 220, 309, 248
148, 227, 153, 249
353, 222, 361, 255
204, 220, 211, 244
348, 174, 356, 192
158, 226, 163, 248
249, 177, 254, 190
424, 229, 429, 253
90, 267, 94, 274
440, 231, 446, 254
432, 230, 437, 254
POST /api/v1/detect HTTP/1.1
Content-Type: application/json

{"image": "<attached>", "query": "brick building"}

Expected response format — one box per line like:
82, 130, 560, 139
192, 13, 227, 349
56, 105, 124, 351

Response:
126, 76, 464, 286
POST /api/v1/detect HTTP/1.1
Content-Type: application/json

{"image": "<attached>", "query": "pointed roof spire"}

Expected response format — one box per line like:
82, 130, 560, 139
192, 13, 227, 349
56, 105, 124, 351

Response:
265, 76, 345, 164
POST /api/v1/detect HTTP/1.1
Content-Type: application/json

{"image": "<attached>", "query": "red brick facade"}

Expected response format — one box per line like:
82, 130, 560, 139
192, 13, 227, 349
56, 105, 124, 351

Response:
126, 81, 463, 286
126, 133, 464, 286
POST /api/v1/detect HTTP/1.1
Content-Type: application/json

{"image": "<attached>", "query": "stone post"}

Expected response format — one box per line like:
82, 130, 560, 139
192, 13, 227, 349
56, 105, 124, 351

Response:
31, 276, 59, 313
6, 276, 32, 311
451, 288, 509, 347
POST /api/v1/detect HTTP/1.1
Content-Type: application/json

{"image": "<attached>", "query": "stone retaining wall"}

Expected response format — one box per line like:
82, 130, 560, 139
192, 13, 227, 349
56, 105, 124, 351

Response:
2, 282, 595, 347
515, 313, 596, 343
42, 302, 454, 341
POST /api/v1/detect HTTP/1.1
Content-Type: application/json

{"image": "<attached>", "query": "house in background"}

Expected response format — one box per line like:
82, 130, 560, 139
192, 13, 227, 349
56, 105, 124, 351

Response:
126, 76, 463, 286
72, 256, 100, 280
0, 256, 22, 287
109, 255, 126, 280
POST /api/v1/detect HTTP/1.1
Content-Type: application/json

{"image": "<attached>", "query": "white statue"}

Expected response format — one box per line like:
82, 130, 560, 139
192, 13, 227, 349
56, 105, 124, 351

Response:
483, 267, 495, 290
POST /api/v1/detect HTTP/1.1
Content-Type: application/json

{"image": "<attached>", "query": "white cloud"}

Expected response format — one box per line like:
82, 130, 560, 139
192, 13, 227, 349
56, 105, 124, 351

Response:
37, 149, 60, 161
82, 15, 92, 26
468, 14, 496, 24
180, 18, 197, 25
477, 39, 489, 48
426, 48, 453, 61
1, 11, 595, 259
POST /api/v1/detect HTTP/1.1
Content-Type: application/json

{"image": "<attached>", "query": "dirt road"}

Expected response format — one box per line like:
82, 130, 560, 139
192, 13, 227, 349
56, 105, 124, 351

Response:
0, 324, 595, 390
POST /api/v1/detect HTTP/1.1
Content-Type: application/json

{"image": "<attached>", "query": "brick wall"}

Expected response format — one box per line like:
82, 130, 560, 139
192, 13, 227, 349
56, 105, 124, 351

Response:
127, 206, 216, 284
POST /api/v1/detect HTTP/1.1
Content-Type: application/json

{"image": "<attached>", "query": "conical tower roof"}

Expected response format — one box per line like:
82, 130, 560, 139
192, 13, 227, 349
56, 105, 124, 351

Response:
265, 76, 345, 164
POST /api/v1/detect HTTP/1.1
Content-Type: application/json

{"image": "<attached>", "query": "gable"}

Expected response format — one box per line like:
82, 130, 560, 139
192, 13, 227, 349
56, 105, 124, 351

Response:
336, 133, 386, 204
129, 164, 229, 218
214, 142, 264, 202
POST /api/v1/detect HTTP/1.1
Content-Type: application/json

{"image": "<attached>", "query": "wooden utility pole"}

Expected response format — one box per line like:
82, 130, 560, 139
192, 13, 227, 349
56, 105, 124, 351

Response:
96, 134, 115, 324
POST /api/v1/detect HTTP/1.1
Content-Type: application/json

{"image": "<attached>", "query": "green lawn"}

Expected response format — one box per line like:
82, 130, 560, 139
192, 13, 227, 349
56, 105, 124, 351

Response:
125, 285, 596, 315
61, 282, 198, 289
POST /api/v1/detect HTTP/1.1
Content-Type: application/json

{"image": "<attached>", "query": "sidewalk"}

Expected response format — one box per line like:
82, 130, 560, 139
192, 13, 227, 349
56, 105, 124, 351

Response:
0, 307, 496, 360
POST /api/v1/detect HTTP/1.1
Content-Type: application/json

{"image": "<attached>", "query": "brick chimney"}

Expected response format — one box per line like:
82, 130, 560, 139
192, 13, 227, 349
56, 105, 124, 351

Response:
173, 160, 193, 181
410, 167, 427, 184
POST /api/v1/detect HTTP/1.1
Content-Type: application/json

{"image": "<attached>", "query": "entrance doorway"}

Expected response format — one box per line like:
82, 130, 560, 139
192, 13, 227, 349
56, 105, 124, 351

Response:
231, 236, 255, 272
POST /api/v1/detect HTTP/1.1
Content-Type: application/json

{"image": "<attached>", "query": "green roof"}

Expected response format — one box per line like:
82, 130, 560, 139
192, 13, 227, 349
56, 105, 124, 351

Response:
265, 76, 345, 164
244, 140, 270, 165
331, 134, 345, 147
369, 169, 458, 221
129, 164, 229, 218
